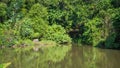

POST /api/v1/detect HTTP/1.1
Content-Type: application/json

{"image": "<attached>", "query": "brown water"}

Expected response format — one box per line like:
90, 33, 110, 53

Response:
0, 46, 120, 68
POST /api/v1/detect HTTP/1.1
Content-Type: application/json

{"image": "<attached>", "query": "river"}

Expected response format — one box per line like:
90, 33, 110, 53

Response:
0, 45, 120, 68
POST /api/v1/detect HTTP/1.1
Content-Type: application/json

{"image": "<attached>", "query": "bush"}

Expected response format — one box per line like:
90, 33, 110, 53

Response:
0, 2, 7, 16
20, 18, 34, 39
0, 25, 17, 47
15, 39, 34, 46
28, 3, 49, 38
31, 18, 48, 38
19, 18, 48, 39
42, 24, 71, 44
82, 18, 103, 46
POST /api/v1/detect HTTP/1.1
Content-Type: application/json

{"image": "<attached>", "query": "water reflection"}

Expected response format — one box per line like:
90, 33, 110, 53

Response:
56, 46, 120, 68
0, 46, 71, 68
83, 46, 120, 68
0, 46, 120, 68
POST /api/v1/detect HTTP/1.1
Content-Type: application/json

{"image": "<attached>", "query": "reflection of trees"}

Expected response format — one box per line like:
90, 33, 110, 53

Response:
0, 46, 71, 68
83, 46, 106, 68
51, 46, 84, 68
1, 46, 120, 68
83, 46, 120, 68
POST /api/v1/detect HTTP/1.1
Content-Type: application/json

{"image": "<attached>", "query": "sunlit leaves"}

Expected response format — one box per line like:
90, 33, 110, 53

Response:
83, 18, 103, 46
0, 2, 7, 16
42, 24, 71, 44
29, 3, 48, 19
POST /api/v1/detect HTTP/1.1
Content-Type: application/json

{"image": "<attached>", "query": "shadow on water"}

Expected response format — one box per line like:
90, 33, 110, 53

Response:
0, 45, 120, 68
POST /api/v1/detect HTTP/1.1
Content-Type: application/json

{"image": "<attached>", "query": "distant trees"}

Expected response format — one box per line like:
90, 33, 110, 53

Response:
0, 0, 120, 48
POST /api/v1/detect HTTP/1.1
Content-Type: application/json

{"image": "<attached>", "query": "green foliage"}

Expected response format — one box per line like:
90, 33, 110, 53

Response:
37, 0, 59, 6
20, 18, 34, 39
112, 12, 120, 33
15, 39, 34, 46
104, 11, 120, 48
83, 18, 103, 46
0, 0, 120, 49
0, 2, 7, 22
7, 0, 24, 23
102, 8, 120, 49
24, 0, 36, 9
96, 0, 112, 10
42, 24, 71, 44
0, 24, 17, 47
29, 3, 48, 19
31, 32, 40, 39
0, 2, 7, 16
28, 3, 49, 39
111, 0, 120, 8
19, 18, 48, 39
31, 18, 48, 38
105, 33, 118, 48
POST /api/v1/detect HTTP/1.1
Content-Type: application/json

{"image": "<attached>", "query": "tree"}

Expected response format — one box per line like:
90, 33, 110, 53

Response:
28, 3, 48, 20
0, 2, 7, 22
82, 18, 103, 46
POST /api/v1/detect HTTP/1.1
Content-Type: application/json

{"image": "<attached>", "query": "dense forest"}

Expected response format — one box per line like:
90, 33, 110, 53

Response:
0, 0, 120, 49
0, 0, 120, 68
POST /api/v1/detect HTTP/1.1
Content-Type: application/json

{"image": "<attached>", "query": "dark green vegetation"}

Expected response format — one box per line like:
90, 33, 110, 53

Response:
0, 0, 120, 49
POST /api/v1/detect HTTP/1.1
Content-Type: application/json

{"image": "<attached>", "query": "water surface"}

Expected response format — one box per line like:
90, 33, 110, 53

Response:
0, 45, 120, 68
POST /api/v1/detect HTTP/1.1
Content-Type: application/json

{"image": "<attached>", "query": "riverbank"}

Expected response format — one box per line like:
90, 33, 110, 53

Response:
0, 39, 71, 52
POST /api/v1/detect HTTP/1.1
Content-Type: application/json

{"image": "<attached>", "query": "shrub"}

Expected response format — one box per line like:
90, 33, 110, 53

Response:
42, 24, 71, 44
82, 18, 103, 46
0, 25, 17, 47
20, 18, 34, 39
31, 18, 48, 38
28, 3, 49, 38
15, 39, 34, 46
19, 18, 48, 39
